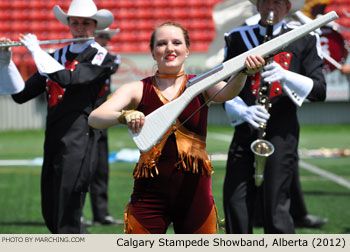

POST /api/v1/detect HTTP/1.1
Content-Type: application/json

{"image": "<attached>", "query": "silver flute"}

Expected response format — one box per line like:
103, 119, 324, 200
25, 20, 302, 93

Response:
0, 37, 94, 48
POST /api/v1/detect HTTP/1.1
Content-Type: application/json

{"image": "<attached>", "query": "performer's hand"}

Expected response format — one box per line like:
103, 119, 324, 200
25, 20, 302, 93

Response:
262, 61, 313, 107
261, 61, 286, 83
118, 110, 145, 133
240, 105, 270, 129
0, 38, 12, 67
243, 55, 265, 76
19, 33, 41, 55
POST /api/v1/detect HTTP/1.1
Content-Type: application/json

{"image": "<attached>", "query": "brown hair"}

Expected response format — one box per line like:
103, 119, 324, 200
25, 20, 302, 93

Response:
149, 22, 190, 51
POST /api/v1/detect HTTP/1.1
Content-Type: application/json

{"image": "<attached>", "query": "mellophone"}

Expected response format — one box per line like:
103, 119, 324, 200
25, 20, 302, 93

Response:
0, 37, 94, 48
129, 11, 339, 153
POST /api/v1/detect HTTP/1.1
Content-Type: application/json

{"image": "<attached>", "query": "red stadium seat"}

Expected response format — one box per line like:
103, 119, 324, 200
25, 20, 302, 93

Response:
135, 8, 153, 19
168, 0, 187, 8
12, 0, 27, 10
137, 19, 154, 31
170, 8, 189, 19
12, 21, 31, 33
0, 20, 12, 33
0, 0, 222, 54
0, 9, 11, 21
133, 0, 152, 8
149, 0, 168, 8
1, 0, 11, 10
29, 0, 52, 10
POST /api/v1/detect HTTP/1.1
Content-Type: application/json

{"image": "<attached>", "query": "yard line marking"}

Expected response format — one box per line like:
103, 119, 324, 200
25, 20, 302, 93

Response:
208, 132, 232, 142
299, 160, 350, 189
209, 132, 350, 189
0, 159, 43, 166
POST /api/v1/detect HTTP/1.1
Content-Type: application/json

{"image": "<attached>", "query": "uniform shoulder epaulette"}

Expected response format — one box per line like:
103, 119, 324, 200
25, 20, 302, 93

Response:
224, 24, 258, 38
91, 42, 108, 66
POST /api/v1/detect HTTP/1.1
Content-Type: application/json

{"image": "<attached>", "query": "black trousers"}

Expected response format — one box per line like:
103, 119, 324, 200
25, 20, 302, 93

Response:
41, 165, 88, 234
223, 134, 297, 234
41, 128, 97, 234
89, 129, 110, 221
253, 161, 308, 225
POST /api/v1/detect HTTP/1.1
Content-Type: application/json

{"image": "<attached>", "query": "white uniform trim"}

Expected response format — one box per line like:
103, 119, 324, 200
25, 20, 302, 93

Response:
0, 61, 25, 95
91, 42, 108, 66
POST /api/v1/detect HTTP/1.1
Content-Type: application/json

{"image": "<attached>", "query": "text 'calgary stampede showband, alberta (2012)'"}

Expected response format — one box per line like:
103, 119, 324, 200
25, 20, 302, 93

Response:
115, 237, 345, 249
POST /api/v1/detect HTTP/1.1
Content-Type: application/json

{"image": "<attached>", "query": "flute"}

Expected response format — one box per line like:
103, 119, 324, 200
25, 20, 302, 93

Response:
0, 37, 94, 48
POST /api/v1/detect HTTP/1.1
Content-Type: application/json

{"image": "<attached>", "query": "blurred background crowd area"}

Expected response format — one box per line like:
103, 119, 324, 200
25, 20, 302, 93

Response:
0, 0, 350, 130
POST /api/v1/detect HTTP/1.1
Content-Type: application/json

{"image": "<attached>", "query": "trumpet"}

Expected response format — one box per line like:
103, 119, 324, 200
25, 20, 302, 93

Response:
251, 11, 275, 187
0, 37, 94, 48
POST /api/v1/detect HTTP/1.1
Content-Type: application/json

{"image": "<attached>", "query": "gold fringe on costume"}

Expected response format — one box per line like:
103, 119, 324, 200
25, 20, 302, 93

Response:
173, 124, 213, 175
133, 121, 213, 179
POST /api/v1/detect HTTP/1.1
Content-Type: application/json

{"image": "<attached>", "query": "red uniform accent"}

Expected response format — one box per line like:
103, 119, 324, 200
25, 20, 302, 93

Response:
46, 81, 65, 107
46, 60, 80, 107
250, 52, 292, 99
97, 81, 109, 98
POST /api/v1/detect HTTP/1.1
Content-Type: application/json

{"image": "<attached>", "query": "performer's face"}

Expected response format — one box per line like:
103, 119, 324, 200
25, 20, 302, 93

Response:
257, 0, 291, 25
68, 17, 97, 43
151, 25, 189, 74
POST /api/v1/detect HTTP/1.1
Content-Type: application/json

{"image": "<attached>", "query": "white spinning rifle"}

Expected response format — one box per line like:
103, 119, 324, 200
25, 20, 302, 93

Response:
130, 11, 338, 152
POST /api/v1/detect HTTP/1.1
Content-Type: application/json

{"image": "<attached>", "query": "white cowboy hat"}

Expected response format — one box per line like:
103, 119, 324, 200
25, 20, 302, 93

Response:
53, 0, 114, 30
95, 28, 120, 39
249, 0, 305, 13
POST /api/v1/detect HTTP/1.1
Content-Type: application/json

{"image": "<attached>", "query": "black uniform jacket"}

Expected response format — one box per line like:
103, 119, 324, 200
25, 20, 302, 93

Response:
12, 42, 117, 192
224, 22, 326, 144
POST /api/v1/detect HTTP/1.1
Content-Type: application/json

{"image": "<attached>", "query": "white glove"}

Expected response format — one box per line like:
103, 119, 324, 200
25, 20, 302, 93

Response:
20, 34, 64, 75
20, 34, 41, 54
261, 61, 313, 106
225, 97, 270, 129
0, 61, 25, 95
0, 40, 24, 94
261, 61, 287, 83
0, 48, 11, 67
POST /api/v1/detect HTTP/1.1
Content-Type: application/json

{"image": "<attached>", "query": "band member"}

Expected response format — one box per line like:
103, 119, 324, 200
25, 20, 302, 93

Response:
245, 10, 328, 229
223, 0, 326, 233
0, 0, 116, 233
88, 22, 265, 234
82, 28, 121, 226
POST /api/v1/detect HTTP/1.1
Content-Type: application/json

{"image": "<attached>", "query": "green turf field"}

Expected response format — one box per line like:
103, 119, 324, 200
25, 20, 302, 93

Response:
0, 125, 349, 234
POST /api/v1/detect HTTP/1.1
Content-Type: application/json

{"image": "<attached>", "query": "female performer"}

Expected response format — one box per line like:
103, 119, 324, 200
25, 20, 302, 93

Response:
88, 22, 265, 234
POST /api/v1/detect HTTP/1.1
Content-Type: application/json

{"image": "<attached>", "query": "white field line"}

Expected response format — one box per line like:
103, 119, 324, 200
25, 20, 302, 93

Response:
0, 133, 349, 189
208, 132, 350, 189
299, 160, 350, 189
0, 159, 43, 166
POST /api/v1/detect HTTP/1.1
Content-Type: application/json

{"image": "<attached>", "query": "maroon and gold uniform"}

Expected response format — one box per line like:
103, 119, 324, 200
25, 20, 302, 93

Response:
124, 75, 217, 234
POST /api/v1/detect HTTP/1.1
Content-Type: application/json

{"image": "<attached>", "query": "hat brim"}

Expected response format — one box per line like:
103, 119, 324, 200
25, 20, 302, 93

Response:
95, 28, 120, 38
53, 6, 114, 30
249, 0, 305, 13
